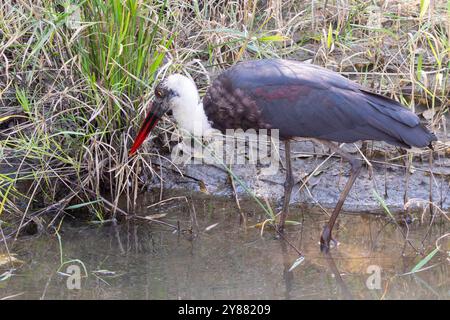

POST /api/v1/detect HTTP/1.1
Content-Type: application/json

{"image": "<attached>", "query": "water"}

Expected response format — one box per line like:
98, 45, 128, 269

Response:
1, 193, 449, 299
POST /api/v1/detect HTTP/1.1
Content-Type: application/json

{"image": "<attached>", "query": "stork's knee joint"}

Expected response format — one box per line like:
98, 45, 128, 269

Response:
350, 158, 363, 173
284, 174, 294, 189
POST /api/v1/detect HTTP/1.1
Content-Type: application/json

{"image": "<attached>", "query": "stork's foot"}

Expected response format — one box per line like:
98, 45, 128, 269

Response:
320, 226, 338, 253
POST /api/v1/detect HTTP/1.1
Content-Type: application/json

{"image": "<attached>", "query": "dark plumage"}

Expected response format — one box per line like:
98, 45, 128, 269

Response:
203, 59, 436, 149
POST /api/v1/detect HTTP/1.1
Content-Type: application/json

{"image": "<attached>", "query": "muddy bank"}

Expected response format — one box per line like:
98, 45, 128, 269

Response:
143, 138, 450, 213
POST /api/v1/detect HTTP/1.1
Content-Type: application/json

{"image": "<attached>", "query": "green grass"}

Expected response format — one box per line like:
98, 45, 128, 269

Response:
0, 0, 172, 234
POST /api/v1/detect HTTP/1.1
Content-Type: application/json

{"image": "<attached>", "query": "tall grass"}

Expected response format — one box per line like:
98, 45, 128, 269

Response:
0, 0, 170, 234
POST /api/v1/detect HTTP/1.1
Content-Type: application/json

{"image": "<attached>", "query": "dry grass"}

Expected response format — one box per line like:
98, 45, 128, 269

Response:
0, 0, 449, 238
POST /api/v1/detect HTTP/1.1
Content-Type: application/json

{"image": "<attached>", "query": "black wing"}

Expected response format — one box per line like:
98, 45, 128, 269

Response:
204, 59, 436, 148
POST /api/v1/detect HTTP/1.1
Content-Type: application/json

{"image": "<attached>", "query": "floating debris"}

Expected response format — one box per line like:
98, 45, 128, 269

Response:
288, 256, 305, 272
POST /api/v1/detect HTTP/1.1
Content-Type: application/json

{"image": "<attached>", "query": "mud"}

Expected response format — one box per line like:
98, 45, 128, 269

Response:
142, 138, 450, 213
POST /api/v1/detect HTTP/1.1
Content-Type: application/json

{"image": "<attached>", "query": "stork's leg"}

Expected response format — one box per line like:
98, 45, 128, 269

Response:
311, 139, 362, 253
278, 140, 294, 233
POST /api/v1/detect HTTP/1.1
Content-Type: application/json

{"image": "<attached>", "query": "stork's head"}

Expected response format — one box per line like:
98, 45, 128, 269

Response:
129, 74, 201, 156
159, 74, 200, 112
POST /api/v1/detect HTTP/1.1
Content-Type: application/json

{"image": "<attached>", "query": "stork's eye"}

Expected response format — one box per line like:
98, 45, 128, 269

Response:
155, 89, 164, 98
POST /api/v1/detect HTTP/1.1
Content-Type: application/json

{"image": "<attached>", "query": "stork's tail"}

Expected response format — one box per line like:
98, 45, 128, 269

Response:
362, 90, 437, 149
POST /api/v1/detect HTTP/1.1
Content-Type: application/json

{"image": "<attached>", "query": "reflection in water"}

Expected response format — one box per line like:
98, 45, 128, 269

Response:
323, 252, 353, 299
1, 193, 449, 299
280, 240, 294, 299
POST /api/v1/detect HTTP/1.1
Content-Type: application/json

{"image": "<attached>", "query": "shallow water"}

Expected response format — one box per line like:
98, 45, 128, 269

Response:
1, 193, 449, 300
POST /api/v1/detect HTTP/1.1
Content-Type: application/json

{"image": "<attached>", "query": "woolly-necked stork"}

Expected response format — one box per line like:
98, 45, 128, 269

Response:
129, 59, 437, 252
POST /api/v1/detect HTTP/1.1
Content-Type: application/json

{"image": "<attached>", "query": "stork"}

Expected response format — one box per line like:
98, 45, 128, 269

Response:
129, 59, 437, 252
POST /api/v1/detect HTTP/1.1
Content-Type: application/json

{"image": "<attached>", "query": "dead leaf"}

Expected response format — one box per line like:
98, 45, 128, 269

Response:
144, 213, 167, 220
92, 269, 117, 276
199, 180, 209, 194
422, 108, 439, 121
0, 115, 27, 123
312, 170, 323, 177
205, 223, 219, 231
0, 254, 24, 267
293, 154, 313, 159
288, 256, 305, 272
